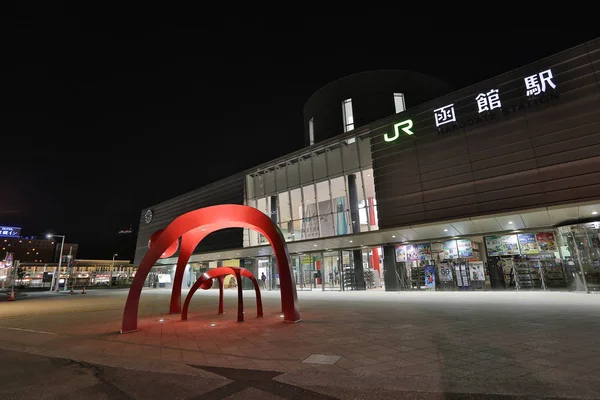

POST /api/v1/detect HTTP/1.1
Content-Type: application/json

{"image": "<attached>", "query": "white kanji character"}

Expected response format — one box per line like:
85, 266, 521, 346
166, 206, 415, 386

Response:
476, 89, 502, 113
525, 74, 541, 96
433, 104, 456, 127
525, 69, 556, 96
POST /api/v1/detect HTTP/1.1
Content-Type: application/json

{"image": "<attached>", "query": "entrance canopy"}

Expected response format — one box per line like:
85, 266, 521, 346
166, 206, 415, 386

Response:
155, 200, 600, 263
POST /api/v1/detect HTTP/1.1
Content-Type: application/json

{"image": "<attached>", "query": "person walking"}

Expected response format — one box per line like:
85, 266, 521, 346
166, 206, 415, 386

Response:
260, 272, 267, 290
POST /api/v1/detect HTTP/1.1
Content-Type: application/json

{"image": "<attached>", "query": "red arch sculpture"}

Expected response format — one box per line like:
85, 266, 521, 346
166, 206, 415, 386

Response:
121, 204, 300, 333
181, 266, 263, 322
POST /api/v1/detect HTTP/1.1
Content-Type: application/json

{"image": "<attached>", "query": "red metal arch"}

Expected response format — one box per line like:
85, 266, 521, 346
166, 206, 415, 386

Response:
181, 266, 263, 322
121, 204, 300, 333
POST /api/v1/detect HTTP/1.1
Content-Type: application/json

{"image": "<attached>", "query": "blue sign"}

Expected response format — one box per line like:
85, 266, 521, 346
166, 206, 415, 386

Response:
0, 226, 21, 238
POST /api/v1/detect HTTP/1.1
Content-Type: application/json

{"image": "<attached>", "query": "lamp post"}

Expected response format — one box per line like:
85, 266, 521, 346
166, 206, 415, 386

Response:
109, 253, 117, 287
47, 234, 65, 292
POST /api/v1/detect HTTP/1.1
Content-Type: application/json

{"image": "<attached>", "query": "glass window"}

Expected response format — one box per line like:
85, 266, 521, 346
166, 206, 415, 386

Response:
299, 154, 313, 183
245, 175, 255, 199
302, 184, 316, 209
316, 180, 334, 237
342, 98, 354, 132
330, 177, 350, 235
264, 168, 276, 195
287, 160, 300, 188
342, 138, 360, 172
256, 197, 268, 216
254, 172, 265, 197
316, 180, 331, 207
358, 134, 372, 168
326, 144, 343, 177
301, 183, 319, 240
394, 93, 406, 113
312, 150, 328, 181
278, 191, 291, 224
309, 117, 315, 145
290, 188, 303, 220
275, 164, 287, 192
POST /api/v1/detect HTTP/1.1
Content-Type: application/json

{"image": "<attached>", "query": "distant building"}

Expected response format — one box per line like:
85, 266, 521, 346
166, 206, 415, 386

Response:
13, 258, 136, 288
1, 235, 56, 263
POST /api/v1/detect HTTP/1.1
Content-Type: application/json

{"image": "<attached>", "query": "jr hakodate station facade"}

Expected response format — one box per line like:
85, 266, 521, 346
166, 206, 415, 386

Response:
135, 38, 600, 294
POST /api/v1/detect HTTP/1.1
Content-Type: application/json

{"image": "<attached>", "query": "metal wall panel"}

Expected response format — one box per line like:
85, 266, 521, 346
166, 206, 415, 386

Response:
370, 38, 600, 229
133, 174, 244, 265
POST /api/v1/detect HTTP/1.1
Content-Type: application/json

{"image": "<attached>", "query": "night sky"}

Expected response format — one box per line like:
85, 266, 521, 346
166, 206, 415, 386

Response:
5, 10, 600, 260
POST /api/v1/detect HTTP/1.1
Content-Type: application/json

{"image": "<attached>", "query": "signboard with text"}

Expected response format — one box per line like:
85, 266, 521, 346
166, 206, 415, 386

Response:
370, 40, 600, 231
0, 226, 21, 238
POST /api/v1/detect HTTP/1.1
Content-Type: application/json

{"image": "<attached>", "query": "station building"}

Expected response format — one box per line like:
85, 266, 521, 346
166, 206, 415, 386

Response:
134, 38, 600, 294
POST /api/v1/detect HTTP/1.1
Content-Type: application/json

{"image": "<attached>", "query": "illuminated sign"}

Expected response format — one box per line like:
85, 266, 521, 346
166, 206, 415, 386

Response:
525, 69, 556, 96
476, 88, 502, 113
384, 68, 559, 142
383, 119, 414, 142
435, 68, 558, 136
433, 104, 456, 127
0, 226, 21, 238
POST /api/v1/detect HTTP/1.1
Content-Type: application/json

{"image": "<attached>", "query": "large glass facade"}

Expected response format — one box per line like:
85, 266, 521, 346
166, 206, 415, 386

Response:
386, 225, 599, 293
244, 133, 377, 246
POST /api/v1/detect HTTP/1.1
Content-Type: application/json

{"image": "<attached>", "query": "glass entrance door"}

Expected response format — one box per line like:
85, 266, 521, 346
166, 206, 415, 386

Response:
257, 257, 272, 291
323, 251, 341, 290
292, 254, 313, 291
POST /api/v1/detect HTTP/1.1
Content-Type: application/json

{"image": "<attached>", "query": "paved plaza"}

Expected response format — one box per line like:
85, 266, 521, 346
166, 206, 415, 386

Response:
1, 288, 600, 399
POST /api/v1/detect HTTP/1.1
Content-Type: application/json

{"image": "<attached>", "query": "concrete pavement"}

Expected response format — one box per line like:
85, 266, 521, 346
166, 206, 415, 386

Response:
0, 288, 599, 399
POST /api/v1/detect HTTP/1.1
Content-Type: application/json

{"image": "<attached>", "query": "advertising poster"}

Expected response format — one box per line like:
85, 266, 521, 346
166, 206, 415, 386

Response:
518, 233, 539, 254
468, 261, 485, 281
318, 200, 335, 237
418, 243, 432, 261
301, 203, 319, 239
454, 264, 469, 287
438, 263, 453, 282
501, 235, 520, 255
485, 236, 503, 256
431, 242, 444, 262
457, 239, 473, 258
443, 240, 458, 259
334, 197, 348, 235
424, 265, 435, 290
535, 232, 557, 252
406, 244, 419, 262
395, 245, 407, 262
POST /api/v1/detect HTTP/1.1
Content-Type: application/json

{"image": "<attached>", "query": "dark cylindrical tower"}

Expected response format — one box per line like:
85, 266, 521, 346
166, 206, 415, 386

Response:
303, 70, 453, 146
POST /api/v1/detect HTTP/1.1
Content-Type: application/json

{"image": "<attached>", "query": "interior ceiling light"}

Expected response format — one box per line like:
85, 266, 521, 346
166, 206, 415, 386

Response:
444, 229, 448, 232
508, 221, 513, 224
592, 211, 598, 215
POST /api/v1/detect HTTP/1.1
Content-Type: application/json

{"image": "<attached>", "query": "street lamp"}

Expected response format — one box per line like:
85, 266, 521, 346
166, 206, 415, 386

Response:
109, 253, 117, 287
47, 234, 65, 292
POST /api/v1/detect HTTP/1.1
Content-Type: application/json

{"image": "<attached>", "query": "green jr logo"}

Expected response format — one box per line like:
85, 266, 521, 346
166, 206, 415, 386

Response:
383, 119, 414, 142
